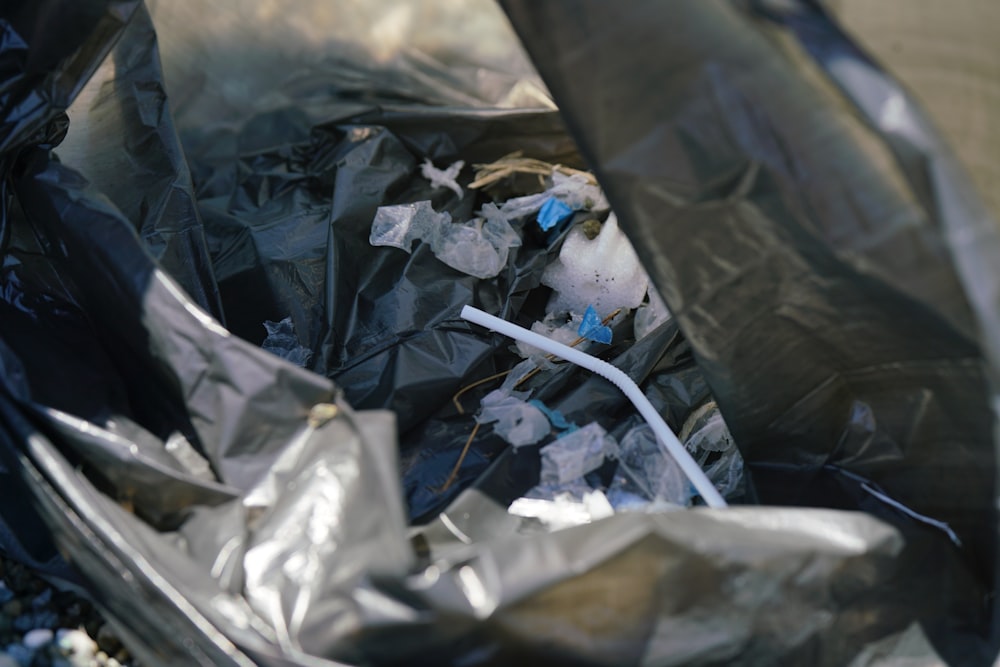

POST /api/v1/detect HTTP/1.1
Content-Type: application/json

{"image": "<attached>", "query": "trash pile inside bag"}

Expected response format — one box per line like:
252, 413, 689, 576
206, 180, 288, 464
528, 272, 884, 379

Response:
0, 0, 998, 666
366, 152, 743, 519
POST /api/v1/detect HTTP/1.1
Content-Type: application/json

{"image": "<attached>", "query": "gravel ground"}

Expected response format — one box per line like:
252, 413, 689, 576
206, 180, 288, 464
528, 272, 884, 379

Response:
0, 557, 136, 667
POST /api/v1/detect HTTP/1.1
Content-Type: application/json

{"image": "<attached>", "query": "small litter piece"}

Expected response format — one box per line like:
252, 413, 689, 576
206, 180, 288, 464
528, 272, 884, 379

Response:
508, 489, 615, 531
634, 285, 672, 340
541, 213, 650, 315
261, 317, 312, 368
433, 214, 521, 279
547, 171, 608, 211
514, 312, 581, 362
610, 425, 692, 507
528, 399, 577, 433
578, 305, 613, 344
522, 477, 594, 502
476, 389, 550, 447
581, 219, 602, 240
682, 403, 733, 453
536, 197, 574, 231
55, 629, 99, 667
369, 200, 449, 252
681, 403, 745, 499
498, 171, 609, 222
538, 422, 618, 486
702, 446, 744, 501
370, 200, 522, 279
609, 409, 744, 510
420, 158, 465, 198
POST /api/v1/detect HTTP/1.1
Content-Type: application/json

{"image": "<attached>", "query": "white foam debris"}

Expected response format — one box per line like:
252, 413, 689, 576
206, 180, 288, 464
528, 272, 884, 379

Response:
538, 422, 618, 486
541, 213, 649, 316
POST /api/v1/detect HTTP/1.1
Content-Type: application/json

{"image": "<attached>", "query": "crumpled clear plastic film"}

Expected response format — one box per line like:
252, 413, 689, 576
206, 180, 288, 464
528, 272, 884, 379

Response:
0, 0, 997, 666
369, 200, 522, 280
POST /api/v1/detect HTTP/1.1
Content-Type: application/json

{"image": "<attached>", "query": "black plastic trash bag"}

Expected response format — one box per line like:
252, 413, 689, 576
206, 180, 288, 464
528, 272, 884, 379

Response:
0, 0, 998, 665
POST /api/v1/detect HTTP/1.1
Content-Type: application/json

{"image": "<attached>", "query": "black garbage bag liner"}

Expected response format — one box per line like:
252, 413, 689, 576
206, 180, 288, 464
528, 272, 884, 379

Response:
0, 0, 998, 665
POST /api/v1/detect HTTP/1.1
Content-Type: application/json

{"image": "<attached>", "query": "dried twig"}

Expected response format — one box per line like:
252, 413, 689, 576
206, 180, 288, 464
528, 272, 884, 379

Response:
452, 370, 513, 415
438, 422, 481, 493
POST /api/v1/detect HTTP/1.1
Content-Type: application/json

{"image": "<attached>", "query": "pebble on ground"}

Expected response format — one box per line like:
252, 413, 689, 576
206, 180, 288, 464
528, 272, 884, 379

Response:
0, 557, 135, 667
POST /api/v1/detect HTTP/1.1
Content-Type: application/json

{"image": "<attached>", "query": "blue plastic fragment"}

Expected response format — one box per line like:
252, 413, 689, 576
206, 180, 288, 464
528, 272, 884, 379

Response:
578, 305, 613, 344
536, 197, 574, 231
529, 400, 578, 434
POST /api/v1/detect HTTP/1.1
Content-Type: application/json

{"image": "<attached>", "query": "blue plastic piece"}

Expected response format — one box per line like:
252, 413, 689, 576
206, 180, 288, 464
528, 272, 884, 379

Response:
578, 305, 613, 344
529, 400, 578, 434
536, 197, 574, 231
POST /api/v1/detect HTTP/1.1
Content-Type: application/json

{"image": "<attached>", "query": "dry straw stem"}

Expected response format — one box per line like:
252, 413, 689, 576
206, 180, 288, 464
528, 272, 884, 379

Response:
468, 151, 597, 190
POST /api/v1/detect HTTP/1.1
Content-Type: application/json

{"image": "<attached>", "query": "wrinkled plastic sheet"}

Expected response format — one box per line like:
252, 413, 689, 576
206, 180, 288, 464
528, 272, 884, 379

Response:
0, 0, 997, 666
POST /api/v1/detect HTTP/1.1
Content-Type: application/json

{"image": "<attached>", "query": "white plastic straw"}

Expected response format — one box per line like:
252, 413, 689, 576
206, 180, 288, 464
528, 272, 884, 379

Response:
461, 305, 727, 508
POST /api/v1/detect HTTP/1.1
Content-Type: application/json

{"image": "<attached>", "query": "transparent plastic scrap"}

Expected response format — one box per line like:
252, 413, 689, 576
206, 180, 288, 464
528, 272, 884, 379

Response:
538, 422, 618, 486
369, 200, 447, 252
610, 425, 691, 508
369, 200, 522, 279
634, 284, 672, 340
681, 404, 744, 500
475, 389, 550, 447
514, 312, 582, 364
498, 171, 608, 221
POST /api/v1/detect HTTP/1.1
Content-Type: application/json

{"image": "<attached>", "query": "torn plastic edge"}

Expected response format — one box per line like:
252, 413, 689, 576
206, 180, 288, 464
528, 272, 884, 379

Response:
461, 305, 727, 508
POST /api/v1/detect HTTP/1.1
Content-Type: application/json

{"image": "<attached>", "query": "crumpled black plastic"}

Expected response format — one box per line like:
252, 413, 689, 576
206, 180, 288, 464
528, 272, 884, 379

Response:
504, 0, 999, 593
0, 0, 997, 665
